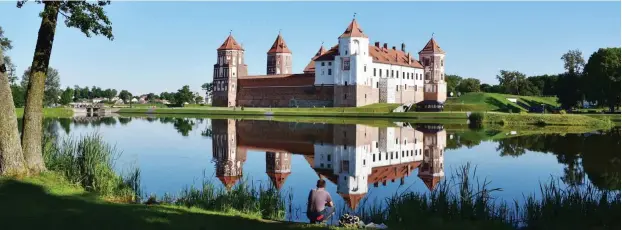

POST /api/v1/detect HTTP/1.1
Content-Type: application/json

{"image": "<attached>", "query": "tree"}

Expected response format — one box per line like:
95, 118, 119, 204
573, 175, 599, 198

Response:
175, 85, 194, 105
456, 78, 480, 93
118, 90, 132, 103
528, 74, 559, 96
583, 47, 621, 112
195, 95, 204, 104
60, 87, 73, 105
146, 93, 156, 102
201, 82, 214, 101
557, 50, 586, 110
21, 66, 61, 107
18, 0, 114, 173
1, 33, 28, 176
444, 74, 462, 97
496, 70, 527, 95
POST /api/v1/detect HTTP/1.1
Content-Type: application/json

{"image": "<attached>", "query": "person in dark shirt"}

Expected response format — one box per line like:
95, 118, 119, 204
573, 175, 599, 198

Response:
306, 179, 335, 223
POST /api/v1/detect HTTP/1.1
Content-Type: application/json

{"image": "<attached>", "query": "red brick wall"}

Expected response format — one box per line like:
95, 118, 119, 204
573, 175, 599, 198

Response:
236, 85, 333, 107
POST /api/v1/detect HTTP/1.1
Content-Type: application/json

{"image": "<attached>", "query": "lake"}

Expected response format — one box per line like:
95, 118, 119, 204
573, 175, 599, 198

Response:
42, 116, 620, 223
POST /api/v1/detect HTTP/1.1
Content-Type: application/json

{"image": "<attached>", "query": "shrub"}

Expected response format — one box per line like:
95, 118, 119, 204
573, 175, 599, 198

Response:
559, 110, 566, 115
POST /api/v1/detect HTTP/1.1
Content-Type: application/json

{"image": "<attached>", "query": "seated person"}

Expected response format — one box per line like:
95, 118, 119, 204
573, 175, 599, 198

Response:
306, 179, 335, 223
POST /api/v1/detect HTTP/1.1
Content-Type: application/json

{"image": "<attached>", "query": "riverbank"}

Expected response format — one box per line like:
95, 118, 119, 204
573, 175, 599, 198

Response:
15, 108, 74, 118
0, 173, 326, 230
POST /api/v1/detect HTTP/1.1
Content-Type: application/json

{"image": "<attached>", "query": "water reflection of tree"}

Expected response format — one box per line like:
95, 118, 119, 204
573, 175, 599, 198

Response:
118, 117, 132, 125
58, 118, 71, 134
173, 118, 194, 137
493, 129, 620, 190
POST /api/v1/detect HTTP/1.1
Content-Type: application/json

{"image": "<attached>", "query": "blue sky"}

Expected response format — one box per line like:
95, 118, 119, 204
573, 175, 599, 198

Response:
1, 1, 620, 95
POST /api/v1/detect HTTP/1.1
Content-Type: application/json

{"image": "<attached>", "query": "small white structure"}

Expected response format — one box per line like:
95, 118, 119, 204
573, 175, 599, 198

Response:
507, 98, 518, 103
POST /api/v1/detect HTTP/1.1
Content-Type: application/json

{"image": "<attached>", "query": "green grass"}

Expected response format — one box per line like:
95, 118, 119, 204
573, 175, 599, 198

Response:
0, 173, 329, 230
15, 107, 74, 118
483, 113, 613, 128
445, 93, 559, 112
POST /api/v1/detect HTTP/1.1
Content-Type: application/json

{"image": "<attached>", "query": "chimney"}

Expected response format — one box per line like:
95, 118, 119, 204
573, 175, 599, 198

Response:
407, 52, 412, 64
383, 43, 388, 50
392, 46, 396, 50
401, 43, 406, 52
374, 41, 380, 47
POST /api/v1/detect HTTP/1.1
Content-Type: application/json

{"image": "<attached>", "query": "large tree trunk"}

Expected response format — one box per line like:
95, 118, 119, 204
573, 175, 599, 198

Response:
21, 1, 60, 173
0, 49, 27, 176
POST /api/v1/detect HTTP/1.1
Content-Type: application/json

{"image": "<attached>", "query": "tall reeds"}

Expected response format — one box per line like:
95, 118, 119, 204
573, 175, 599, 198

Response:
43, 133, 141, 202
356, 163, 620, 229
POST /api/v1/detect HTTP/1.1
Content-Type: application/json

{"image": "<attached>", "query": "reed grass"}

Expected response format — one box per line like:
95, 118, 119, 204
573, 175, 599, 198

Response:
355, 163, 620, 229
148, 176, 286, 220
43, 133, 141, 202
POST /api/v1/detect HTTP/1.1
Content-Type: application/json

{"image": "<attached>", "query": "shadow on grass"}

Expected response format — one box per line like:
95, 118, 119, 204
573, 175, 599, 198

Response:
0, 179, 327, 230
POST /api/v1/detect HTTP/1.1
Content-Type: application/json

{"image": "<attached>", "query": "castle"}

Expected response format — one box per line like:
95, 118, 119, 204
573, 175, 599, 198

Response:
211, 119, 446, 210
211, 19, 447, 111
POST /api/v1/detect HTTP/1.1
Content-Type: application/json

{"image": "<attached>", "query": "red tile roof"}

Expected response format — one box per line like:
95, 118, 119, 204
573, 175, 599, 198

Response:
339, 19, 368, 38
369, 45, 424, 68
313, 44, 423, 68
303, 45, 327, 74
339, 193, 366, 210
217, 175, 241, 190
218, 35, 244, 51
368, 161, 421, 185
267, 33, 291, 54
418, 174, 443, 191
419, 38, 445, 54
238, 73, 315, 87
267, 172, 290, 190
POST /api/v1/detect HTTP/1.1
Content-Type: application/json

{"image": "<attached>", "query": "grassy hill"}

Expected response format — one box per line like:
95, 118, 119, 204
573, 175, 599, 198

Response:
445, 93, 559, 112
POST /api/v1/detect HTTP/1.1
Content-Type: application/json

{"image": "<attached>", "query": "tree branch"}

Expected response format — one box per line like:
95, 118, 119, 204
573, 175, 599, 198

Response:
59, 11, 70, 19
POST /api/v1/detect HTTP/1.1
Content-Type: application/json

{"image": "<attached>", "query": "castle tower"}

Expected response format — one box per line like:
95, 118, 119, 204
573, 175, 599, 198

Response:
213, 34, 247, 107
334, 18, 375, 107
416, 124, 446, 191
267, 33, 292, 75
265, 151, 292, 190
303, 45, 326, 74
212, 119, 247, 190
418, 37, 447, 110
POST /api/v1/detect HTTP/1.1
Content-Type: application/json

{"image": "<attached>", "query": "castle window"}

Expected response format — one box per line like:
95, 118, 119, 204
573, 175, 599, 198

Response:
365, 94, 367, 99
402, 151, 404, 158
402, 72, 405, 79
373, 154, 375, 162
391, 70, 394, 77
386, 70, 389, 77
345, 81, 348, 86
425, 72, 431, 80
344, 94, 347, 99
379, 70, 382, 77
441, 59, 444, 66
364, 65, 367, 72
345, 50, 348, 55
327, 154, 331, 161
343, 145, 346, 150
376, 82, 379, 88
321, 62, 325, 66
376, 142, 378, 148
373, 68, 376, 76
328, 69, 332, 75
328, 62, 332, 66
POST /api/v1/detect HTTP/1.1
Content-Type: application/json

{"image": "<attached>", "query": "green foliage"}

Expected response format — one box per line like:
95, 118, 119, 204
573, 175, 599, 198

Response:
11, 84, 25, 107
60, 86, 73, 105
583, 47, 621, 112
468, 112, 485, 129
21, 66, 61, 106
201, 82, 214, 98
456, 78, 481, 93
496, 70, 540, 96
118, 90, 132, 103
15, 108, 73, 118
43, 133, 140, 201
445, 74, 462, 96
483, 113, 611, 128
175, 85, 194, 105
195, 95, 204, 104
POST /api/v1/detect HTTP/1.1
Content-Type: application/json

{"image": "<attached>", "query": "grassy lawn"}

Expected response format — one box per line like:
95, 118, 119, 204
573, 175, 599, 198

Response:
0, 173, 328, 230
445, 93, 559, 112
15, 108, 74, 118
482, 112, 613, 128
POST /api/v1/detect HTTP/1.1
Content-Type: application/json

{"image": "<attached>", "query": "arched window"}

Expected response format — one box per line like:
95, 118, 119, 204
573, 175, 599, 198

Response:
425, 72, 431, 80
353, 39, 360, 55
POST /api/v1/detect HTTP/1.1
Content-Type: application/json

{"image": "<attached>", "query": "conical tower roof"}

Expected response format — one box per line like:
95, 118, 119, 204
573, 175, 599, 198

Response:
267, 33, 291, 54
339, 19, 368, 38
315, 45, 327, 57
419, 37, 445, 54
217, 175, 241, 191
218, 34, 244, 51
418, 174, 443, 191
267, 172, 291, 190
339, 193, 366, 210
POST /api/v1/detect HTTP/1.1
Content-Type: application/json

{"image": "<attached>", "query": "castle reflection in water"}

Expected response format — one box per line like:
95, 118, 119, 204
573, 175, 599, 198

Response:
211, 119, 446, 210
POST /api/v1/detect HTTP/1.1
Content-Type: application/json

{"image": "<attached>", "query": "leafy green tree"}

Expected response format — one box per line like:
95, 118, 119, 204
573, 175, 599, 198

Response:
21, 66, 61, 107
456, 78, 480, 93
444, 74, 462, 97
175, 85, 194, 105
0, 32, 28, 176
583, 47, 621, 112
556, 50, 586, 110
59, 87, 73, 105
195, 95, 204, 104
118, 90, 132, 103
201, 82, 214, 100
17, 0, 114, 173
528, 74, 559, 96
146, 93, 156, 102
496, 70, 527, 95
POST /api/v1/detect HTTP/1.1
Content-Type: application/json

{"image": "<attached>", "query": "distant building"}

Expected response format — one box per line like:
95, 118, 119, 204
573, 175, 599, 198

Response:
212, 18, 447, 110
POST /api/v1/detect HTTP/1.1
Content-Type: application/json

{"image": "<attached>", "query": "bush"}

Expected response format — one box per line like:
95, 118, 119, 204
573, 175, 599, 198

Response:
43, 133, 140, 202
559, 110, 566, 115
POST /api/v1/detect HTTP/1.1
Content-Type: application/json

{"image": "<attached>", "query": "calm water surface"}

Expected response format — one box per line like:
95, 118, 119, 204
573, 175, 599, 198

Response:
45, 116, 620, 222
